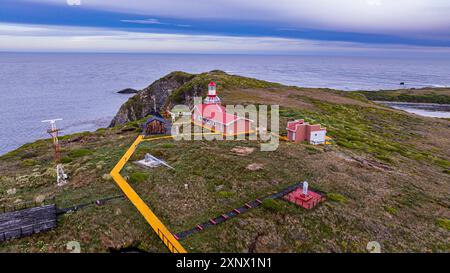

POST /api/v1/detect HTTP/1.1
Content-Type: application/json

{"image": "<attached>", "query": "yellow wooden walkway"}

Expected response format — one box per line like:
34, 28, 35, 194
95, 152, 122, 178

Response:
110, 122, 331, 253
110, 135, 187, 253
109, 128, 224, 253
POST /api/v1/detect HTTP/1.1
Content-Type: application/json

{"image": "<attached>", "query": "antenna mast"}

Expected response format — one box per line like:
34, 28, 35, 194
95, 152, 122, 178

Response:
42, 119, 63, 162
42, 119, 68, 186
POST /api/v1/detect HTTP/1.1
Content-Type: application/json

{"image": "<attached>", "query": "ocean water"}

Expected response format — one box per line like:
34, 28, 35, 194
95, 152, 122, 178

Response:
378, 102, 450, 118
1, 53, 450, 155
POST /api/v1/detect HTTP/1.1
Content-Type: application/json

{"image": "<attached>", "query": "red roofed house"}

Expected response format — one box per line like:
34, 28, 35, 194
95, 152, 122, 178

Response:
286, 119, 326, 145
192, 82, 254, 135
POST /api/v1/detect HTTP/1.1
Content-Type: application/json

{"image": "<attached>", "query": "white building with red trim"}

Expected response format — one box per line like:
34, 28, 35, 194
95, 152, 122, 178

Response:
286, 119, 327, 145
192, 82, 254, 135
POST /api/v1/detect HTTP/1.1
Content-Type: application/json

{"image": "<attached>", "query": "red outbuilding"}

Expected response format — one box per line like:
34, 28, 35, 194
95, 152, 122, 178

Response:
286, 119, 327, 145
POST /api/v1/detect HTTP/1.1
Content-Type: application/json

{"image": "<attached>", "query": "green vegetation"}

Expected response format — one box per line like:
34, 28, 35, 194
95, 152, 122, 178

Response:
129, 172, 149, 183
356, 88, 450, 104
261, 198, 285, 212
384, 206, 398, 215
327, 193, 348, 203
160, 143, 175, 149
217, 191, 234, 198
168, 70, 280, 104
305, 145, 322, 155
436, 218, 450, 231
68, 148, 93, 158
21, 159, 38, 167
279, 99, 450, 169
60, 157, 73, 164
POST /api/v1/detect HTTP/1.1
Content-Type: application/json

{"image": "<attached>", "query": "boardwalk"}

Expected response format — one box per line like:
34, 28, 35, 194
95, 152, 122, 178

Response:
0, 204, 57, 242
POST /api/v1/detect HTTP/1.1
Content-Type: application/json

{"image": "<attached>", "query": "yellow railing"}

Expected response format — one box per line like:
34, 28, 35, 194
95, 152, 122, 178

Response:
109, 121, 299, 253
110, 135, 187, 253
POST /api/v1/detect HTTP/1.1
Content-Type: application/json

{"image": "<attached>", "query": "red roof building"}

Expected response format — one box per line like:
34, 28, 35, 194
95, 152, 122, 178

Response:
192, 82, 254, 135
286, 119, 326, 145
192, 104, 253, 135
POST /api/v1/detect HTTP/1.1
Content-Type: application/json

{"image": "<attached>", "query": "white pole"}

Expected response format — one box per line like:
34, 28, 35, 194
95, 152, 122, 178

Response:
303, 181, 309, 195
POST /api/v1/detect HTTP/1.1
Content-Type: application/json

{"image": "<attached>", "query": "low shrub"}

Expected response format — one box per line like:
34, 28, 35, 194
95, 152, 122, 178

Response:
436, 218, 450, 231
262, 199, 284, 212
384, 206, 397, 215
217, 191, 234, 198
129, 172, 149, 183
21, 159, 38, 167
327, 193, 348, 203
68, 149, 93, 158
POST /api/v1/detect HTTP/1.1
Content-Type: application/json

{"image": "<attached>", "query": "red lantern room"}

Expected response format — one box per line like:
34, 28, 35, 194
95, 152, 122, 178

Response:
204, 81, 221, 104
208, 82, 217, 96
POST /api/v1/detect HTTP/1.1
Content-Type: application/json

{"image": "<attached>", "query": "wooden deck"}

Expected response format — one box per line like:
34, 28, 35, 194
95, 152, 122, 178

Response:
0, 204, 57, 242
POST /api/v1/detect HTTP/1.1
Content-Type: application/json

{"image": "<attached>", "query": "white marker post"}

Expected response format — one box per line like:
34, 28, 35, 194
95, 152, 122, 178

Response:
303, 181, 309, 196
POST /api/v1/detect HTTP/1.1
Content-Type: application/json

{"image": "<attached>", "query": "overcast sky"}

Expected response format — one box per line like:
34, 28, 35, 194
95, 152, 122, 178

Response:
1, 0, 450, 54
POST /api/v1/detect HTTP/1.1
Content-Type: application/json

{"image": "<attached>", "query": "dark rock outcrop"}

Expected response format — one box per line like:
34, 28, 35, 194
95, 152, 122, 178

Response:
117, 88, 138, 94
109, 71, 195, 127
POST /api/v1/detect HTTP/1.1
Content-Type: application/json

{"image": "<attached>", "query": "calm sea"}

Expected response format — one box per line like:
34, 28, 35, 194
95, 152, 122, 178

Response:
1, 53, 450, 155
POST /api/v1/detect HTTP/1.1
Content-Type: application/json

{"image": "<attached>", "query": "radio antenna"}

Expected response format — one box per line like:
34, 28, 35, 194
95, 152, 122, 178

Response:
42, 119, 68, 186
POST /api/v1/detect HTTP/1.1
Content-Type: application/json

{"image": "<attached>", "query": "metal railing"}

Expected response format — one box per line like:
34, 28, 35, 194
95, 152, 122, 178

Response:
157, 228, 180, 253
0, 197, 56, 214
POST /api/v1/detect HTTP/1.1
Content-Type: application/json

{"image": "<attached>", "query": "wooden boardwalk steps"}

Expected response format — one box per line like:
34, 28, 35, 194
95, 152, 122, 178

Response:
0, 204, 57, 242
175, 182, 308, 240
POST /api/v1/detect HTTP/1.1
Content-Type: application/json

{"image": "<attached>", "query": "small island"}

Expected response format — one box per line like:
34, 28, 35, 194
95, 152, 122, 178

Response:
117, 88, 138, 94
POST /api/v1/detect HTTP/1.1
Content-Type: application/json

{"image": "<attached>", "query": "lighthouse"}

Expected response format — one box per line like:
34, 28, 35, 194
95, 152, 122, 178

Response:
203, 81, 221, 105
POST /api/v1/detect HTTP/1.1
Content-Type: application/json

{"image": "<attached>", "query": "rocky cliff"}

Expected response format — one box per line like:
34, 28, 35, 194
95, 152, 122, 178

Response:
109, 70, 280, 127
109, 71, 195, 127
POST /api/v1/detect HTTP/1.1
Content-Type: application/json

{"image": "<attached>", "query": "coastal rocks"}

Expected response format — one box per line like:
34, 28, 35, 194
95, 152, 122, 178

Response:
102, 174, 112, 181
117, 88, 138, 94
96, 161, 105, 170
246, 163, 264, 171
34, 194, 46, 203
109, 70, 234, 127
109, 71, 195, 127
231, 147, 255, 156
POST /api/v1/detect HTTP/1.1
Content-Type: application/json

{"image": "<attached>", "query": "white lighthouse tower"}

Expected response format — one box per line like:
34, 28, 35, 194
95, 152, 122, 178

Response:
203, 81, 221, 105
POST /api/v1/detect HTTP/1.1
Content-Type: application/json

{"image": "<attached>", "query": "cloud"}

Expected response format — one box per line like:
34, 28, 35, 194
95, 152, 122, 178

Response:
120, 18, 191, 27
24, 0, 450, 35
1, 22, 450, 56
121, 18, 164, 25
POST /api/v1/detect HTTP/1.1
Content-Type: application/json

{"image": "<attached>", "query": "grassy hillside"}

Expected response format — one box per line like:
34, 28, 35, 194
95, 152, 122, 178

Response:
355, 87, 450, 104
0, 71, 449, 253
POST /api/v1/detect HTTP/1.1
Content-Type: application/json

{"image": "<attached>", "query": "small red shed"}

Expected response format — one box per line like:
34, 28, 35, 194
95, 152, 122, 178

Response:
286, 119, 326, 145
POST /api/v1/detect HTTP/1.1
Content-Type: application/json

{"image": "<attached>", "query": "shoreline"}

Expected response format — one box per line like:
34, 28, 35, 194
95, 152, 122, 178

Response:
374, 101, 450, 106
375, 101, 450, 118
